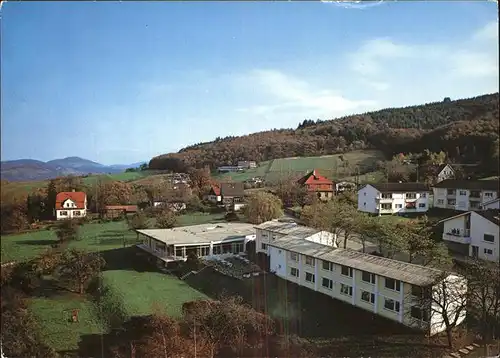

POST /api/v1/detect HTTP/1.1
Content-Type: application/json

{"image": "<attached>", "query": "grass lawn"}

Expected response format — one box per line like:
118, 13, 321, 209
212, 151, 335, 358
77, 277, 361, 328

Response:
101, 270, 208, 317
29, 294, 105, 352
1, 213, 228, 263
0, 220, 136, 263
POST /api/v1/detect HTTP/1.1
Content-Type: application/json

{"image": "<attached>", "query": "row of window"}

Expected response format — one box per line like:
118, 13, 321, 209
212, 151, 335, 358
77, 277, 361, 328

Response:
289, 256, 402, 291
380, 203, 426, 210
59, 210, 82, 216
446, 190, 494, 198
289, 266, 402, 292
437, 199, 482, 208
374, 193, 427, 199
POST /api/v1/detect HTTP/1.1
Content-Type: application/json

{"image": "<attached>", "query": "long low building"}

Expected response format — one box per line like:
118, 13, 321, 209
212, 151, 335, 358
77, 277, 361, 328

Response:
267, 235, 467, 336
136, 223, 256, 265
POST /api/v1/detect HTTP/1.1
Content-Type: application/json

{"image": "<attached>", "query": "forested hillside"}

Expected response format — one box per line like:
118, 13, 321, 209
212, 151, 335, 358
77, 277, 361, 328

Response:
149, 93, 499, 174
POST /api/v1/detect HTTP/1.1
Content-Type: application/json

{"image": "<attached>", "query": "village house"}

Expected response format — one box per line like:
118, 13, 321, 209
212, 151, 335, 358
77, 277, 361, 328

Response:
135, 223, 256, 266
217, 165, 244, 173
297, 169, 334, 201
220, 182, 246, 211
357, 183, 431, 215
206, 184, 222, 203
439, 210, 499, 263
104, 205, 138, 219
237, 160, 257, 169
55, 190, 87, 220
421, 163, 479, 184
206, 182, 245, 210
266, 235, 467, 336
432, 179, 499, 211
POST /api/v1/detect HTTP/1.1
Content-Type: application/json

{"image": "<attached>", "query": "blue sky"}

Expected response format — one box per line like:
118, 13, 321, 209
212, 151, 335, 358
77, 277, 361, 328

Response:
1, 1, 498, 165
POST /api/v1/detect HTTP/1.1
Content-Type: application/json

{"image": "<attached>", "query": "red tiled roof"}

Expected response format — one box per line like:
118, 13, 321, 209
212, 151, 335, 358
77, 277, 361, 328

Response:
55, 191, 87, 209
297, 169, 334, 186
211, 184, 221, 196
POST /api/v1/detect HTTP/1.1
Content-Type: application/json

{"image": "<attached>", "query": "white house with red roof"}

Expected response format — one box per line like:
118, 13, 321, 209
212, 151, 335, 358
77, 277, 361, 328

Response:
55, 190, 87, 220
206, 184, 222, 203
297, 169, 334, 201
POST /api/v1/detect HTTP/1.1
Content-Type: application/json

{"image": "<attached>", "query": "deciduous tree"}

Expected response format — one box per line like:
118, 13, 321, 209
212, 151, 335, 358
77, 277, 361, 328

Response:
189, 168, 212, 197
413, 273, 467, 348
243, 191, 283, 224
155, 209, 177, 229
54, 219, 80, 247
57, 249, 106, 294
463, 260, 500, 341
128, 211, 149, 230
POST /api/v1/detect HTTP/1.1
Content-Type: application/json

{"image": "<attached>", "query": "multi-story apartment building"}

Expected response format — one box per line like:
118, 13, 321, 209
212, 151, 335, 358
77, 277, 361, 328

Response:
432, 180, 499, 211
254, 220, 335, 256
439, 210, 499, 263
481, 198, 500, 210
357, 183, 431, 215
267, 236, 467, 336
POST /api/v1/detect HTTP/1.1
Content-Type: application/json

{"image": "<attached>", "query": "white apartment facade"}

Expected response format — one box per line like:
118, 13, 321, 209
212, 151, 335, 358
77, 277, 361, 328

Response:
481, 198, 500, 210
432, 179, 499, 211
254, 220, 336, 256
357, 183, 431, 215
439, 210, 499, 263
267, 236, 467, 336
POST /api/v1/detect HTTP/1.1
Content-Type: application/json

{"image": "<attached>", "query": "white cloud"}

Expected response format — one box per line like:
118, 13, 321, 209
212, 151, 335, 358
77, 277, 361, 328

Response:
348, 38, 418, 76
472, 21, 498, 42
235, 69, 378, 118
349, 22, 498, 80
450, 51, 499, 78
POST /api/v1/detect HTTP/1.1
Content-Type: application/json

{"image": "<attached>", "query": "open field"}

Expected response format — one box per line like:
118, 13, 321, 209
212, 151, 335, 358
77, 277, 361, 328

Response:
214, 150, 385, 183
101, 270, 208, 317
1, 212, 226, 263
341, 170, 386, 184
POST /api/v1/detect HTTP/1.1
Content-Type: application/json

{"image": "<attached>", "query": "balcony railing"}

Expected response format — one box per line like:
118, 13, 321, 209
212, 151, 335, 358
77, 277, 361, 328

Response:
376, 196, 393, 203
442, 229, 471, 244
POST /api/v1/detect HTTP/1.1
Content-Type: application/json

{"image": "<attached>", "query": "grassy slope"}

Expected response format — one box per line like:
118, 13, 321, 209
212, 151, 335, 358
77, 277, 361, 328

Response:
101, 270, 208, 317
29, 294, 105, 352
213, 150, 385, 183
4, 214, 219, 353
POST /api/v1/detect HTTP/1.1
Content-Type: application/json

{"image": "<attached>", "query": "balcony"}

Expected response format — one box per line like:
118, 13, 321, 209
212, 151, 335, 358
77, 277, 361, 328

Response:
377, 206, 393, 213
442, 229, 471, 244
376, 195, 393, 203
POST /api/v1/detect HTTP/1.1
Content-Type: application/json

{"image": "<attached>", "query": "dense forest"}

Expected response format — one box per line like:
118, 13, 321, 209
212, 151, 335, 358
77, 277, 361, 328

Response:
149, 93, 499, 175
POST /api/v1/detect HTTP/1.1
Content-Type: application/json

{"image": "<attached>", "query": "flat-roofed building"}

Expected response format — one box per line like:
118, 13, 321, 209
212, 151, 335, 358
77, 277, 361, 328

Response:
254, 220, 336, 256
136, 223, 256, 265
267, 236, 467, 336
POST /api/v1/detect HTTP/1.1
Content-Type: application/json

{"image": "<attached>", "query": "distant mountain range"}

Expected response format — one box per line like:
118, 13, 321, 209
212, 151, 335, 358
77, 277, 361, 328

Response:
0, 157, 147, 182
